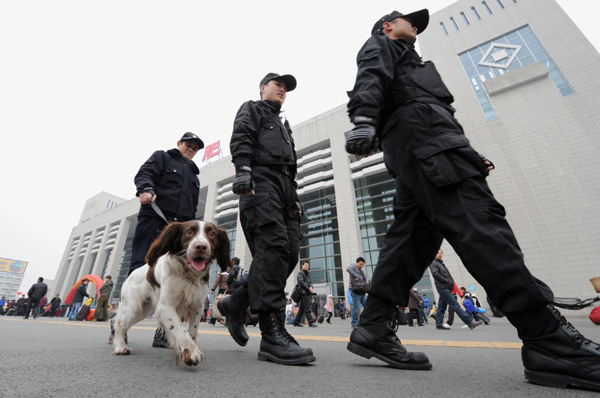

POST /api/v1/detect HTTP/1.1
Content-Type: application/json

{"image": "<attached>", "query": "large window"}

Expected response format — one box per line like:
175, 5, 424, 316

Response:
209, 213, 238, 284
354, 171, 434, 293
458, 25, 574, 120
299, 186, 344, 300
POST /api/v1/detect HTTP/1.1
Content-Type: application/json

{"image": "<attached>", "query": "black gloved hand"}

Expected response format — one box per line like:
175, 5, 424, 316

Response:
232, 166, 255, 195
345, 116, 379, 156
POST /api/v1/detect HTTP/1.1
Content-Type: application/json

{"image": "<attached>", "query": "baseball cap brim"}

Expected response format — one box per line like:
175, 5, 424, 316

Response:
263, 74, 297, 92
403, 9, 429, 35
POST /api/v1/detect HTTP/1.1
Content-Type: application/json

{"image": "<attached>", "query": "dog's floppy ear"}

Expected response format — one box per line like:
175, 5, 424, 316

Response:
145, 222, 183, 267
213, 226, 231, 272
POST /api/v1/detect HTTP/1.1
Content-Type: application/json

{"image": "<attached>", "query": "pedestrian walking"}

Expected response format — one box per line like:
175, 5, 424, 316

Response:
344, 9, 600, 391
218, 72, 316, 365
93, 275, 113, 321
347, 257, 370, 329
407, 288, 423, 327
293, 262, 318, 328
69, 279, 89, 321
324, 295, 334, 324
23, 277, 48, 319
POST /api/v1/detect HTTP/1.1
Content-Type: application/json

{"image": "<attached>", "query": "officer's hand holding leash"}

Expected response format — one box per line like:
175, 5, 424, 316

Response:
233, 166, 255, 196
139, 191, 157, 205
345, 116, 379, 157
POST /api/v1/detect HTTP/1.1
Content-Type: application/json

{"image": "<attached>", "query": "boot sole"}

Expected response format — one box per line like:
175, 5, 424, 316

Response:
347, 342, 432, 370
525, 369, 600, 391
257, 351, 316, 365
217, 300, 248, 347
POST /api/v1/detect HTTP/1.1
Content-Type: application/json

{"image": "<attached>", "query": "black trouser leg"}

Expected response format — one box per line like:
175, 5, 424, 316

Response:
239, 167, 300, 314
128, 215, 167, 276
360, 104, 557, 339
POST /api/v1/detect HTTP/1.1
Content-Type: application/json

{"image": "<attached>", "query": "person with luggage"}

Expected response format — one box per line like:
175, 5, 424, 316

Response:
210, 266, 230, 325
24, 277, 48, 319
218, 72, 317, 365
344, 9, 600, 390
347, 257, 370, 329
294, 262, 318, 328
93, 275, 113, 321
431, 250, 481, 330
69, 279, 89, 321
0, 296, 6, 315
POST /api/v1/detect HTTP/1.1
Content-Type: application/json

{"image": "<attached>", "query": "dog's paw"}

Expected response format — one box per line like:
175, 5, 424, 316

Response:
179, 346, 204, 366
112, 346, 132, 355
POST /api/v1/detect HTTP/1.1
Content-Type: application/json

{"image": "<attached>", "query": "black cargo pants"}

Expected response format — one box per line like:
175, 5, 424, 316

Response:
234, 165, 301, 314
360, 102, 557, 341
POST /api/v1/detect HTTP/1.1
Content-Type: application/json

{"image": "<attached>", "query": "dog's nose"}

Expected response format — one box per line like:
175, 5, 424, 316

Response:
195, 243, 207, 253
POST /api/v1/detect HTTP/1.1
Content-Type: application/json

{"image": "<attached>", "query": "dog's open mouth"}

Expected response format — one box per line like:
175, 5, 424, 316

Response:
186, 258, 207, 271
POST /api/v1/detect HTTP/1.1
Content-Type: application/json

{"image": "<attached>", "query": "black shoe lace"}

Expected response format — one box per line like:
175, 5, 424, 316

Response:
552, 296, 599, 310
271, 310, 297, 345
548, 304, 600, 351
387, 307, 402, 334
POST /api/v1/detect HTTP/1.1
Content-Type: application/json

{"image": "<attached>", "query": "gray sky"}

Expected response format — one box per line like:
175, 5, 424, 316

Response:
1, 0, 597, 295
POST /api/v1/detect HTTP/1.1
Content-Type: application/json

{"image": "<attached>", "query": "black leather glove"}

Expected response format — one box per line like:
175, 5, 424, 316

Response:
232, 166, 255, 195
478, 152, 495, 171
345, 116, 379, 156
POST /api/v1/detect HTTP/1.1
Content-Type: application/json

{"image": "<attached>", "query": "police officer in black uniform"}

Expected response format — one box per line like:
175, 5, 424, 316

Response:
345, 10, 600, 390
108, 132, 204, 346
218, 73, 316, 365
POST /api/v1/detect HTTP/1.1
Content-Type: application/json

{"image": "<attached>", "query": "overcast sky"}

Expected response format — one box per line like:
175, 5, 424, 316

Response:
1, 0, 597, 295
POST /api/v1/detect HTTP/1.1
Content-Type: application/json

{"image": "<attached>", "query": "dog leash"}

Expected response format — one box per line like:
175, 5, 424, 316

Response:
150, 201, 172, 225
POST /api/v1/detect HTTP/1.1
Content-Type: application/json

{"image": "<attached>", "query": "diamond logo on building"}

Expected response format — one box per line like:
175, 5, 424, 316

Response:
478, 43, 522, 69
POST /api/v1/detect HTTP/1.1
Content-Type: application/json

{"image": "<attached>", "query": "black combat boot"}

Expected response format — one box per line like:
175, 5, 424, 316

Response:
348, 307, 432, 370
258, 309, 316, 365
217, 295, 249, 346
522, 304, 600, 391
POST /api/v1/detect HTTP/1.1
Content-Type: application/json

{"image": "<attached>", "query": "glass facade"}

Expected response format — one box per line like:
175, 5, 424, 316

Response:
210, 213, 237, 283
354, 171, 433, 292
111, 241, 129, 301
299, 186, 344, 301
459, 25, 574, 120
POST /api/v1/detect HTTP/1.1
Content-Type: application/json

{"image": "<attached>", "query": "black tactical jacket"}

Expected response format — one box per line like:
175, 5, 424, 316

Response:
348, 33, 455, 137
230, 100, 297, 172
134, 148, 200, 222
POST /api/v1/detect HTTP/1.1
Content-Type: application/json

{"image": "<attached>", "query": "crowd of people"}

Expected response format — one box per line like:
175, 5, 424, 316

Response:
4, 8, 598, 391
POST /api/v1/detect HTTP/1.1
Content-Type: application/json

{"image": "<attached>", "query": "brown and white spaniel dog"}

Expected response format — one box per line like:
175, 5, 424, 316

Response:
111, 220, 230, 366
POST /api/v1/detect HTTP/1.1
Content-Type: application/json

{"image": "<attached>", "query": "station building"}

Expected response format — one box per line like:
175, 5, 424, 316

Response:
52, 0, 600, 312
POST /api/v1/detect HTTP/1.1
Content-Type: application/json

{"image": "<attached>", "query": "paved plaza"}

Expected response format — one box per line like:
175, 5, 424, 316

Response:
1, 314, 599, 397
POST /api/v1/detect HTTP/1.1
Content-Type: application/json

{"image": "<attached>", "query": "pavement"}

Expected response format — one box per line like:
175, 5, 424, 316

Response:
1, 314, 599, 398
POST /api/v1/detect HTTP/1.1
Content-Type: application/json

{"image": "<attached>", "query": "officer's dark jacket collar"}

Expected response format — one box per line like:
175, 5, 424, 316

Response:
167, 148, 200, 175
258, 100, 282, 115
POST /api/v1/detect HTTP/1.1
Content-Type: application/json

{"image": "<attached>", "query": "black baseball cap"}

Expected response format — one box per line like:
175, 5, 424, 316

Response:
180, 132, 205, 149
371, 9, 429, 36
260, 73, 297, 92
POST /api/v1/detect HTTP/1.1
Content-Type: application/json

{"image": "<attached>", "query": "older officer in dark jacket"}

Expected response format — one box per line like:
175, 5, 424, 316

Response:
23, 277, 48, 319
293, 261, 318, 328
218, 73, 315, 366
129, 132, 204, 275
345, 9, 600, 391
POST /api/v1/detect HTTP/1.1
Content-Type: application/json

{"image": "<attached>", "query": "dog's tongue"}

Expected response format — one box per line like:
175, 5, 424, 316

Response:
187, 258, 206, 271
